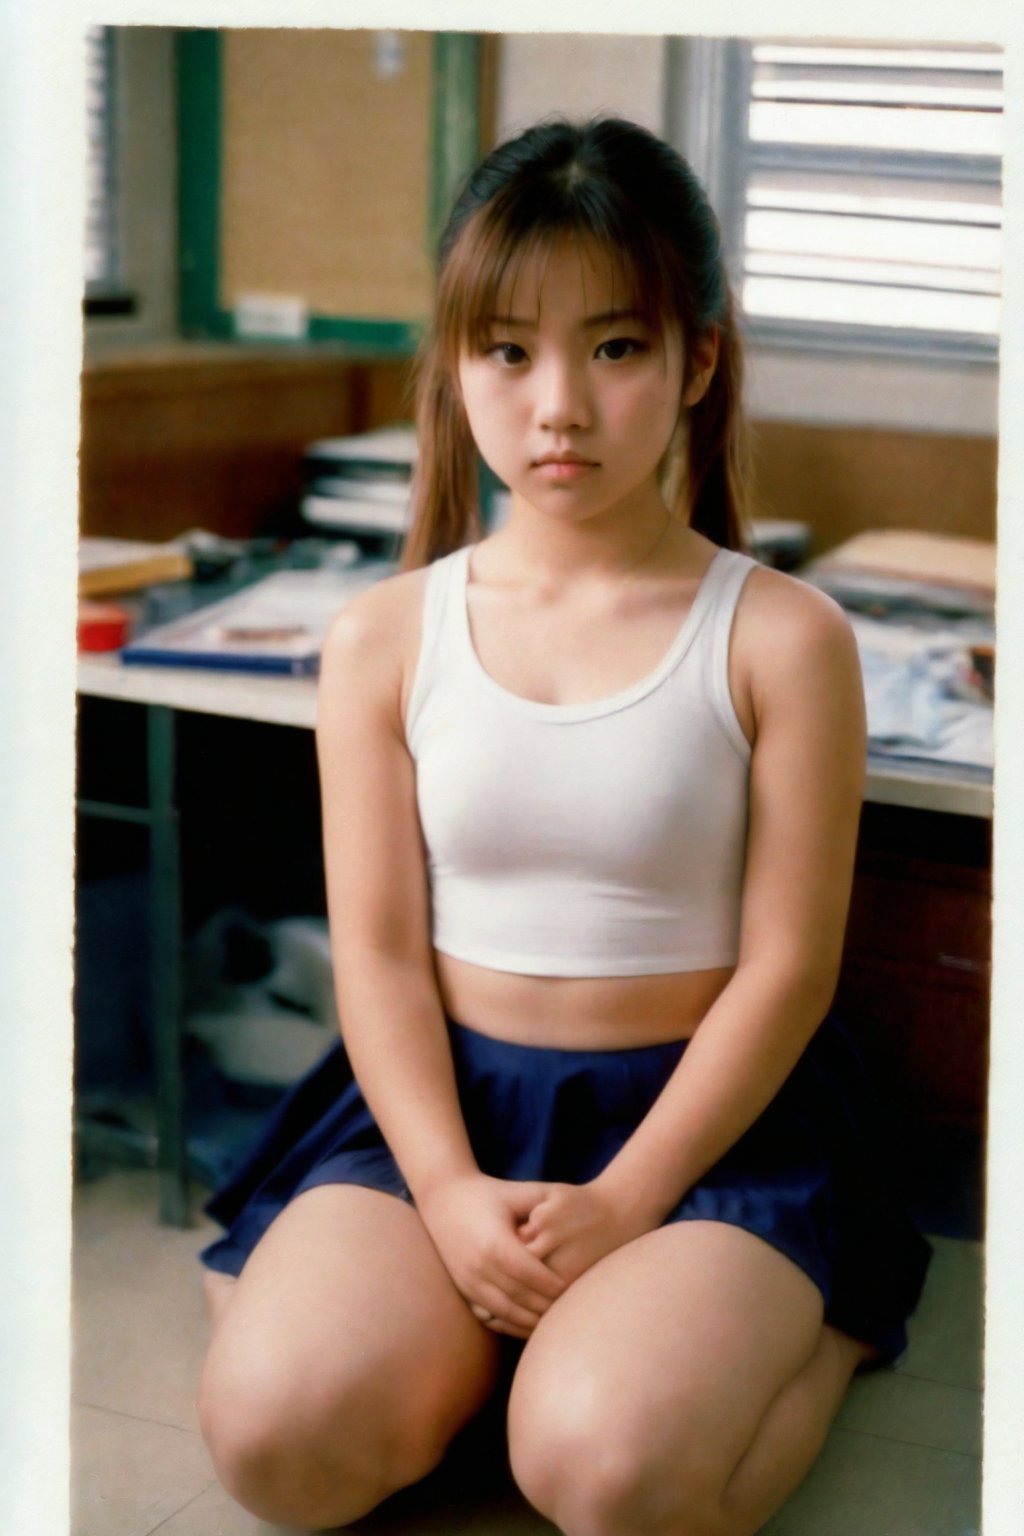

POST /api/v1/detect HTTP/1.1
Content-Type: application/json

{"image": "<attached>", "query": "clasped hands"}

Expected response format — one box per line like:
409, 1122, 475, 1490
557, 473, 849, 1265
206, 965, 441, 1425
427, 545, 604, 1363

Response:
418, 1170, 647, 1340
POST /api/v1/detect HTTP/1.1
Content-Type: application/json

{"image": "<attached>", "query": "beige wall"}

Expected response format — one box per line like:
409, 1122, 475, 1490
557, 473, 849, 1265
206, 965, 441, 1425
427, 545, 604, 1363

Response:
496, 33, 665, 139
749, 421, 997, 553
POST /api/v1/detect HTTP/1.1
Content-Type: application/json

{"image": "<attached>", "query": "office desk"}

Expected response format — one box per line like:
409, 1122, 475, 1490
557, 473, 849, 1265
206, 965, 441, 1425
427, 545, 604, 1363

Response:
77, 651, 994, 812
76, 652, 993, 1225
77, 660, 314, 1224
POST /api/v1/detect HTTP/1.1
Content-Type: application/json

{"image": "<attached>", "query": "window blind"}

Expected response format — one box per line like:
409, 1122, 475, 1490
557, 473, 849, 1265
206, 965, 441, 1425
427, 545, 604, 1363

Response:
737, 41, 1003, 356
84, 26, 120, 296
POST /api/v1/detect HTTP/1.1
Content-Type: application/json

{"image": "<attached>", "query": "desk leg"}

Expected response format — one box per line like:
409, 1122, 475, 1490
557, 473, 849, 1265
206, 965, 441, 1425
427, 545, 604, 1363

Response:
147, 705, 189, 1227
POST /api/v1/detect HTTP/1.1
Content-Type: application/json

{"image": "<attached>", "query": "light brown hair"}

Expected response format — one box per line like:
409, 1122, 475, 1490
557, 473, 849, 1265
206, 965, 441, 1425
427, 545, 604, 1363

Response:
401, 116, 749, 572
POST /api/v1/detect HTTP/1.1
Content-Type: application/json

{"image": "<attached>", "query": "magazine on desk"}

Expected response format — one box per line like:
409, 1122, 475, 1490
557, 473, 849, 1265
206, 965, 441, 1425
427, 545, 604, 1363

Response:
800, 530, 995, 777
120, 562, 396, 675
848, 612, 994, 773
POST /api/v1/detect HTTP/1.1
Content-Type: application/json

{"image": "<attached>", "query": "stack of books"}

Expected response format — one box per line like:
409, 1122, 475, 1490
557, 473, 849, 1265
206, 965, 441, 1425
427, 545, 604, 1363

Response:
805, 531, 995, 619
300, 425, 416, 539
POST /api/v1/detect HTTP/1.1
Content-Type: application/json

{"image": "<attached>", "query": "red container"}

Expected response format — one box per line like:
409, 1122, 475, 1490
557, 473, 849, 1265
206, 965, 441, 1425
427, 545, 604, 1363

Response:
78, 600, 131, 653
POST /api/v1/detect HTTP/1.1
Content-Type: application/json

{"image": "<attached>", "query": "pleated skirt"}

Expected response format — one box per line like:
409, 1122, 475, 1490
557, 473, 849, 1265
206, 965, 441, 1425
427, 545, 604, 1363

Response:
200, 1010, 932, 1365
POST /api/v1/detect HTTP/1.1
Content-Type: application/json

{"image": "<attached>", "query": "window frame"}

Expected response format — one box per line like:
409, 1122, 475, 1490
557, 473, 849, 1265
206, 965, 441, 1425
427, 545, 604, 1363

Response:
666, 35, 1002, 369
83, 28, 180, 351
84, 25, 134, 315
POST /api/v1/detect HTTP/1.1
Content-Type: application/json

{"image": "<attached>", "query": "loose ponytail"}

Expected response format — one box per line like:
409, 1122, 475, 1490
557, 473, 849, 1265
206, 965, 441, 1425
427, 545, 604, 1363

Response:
401, 337, 482, 572
685, 298, 750, 553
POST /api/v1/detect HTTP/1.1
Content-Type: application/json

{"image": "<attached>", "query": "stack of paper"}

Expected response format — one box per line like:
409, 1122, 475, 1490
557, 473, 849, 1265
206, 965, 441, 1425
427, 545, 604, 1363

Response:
807, 531, 995, 619
818, 530, 995, 590
850, 612, 993, 772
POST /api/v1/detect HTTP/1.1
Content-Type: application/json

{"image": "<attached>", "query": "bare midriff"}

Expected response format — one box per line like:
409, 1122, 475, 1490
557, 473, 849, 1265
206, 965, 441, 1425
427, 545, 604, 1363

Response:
432, 950, 735, 1049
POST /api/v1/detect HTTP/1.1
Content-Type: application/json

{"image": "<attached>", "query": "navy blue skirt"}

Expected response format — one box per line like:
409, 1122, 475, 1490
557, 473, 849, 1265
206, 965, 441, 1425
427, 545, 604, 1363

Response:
200, 1012, 931, 1365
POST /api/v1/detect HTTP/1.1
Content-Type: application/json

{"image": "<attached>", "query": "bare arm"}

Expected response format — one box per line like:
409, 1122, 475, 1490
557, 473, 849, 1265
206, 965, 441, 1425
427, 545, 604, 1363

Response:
316, 582, 473, 1198
316, 578, 564, 1332
521, 572, 867, 1272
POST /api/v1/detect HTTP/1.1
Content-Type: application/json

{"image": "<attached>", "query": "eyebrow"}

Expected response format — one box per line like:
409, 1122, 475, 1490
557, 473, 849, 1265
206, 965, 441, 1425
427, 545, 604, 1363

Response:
485, 308, 647, 330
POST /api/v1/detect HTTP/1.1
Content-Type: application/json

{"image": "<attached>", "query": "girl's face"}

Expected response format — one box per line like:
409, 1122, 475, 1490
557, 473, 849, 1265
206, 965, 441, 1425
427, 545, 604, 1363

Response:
457, 237, 712, 529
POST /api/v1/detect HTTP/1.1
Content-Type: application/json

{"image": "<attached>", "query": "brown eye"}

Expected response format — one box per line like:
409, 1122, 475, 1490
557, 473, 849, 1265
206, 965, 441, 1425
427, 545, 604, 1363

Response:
596, 337, 646, 361
488, 342, 528, 365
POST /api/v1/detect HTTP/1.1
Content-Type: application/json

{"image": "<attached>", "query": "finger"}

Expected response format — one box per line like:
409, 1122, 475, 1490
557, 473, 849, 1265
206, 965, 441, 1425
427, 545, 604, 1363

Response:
485, 1316, 533, 1341
499, 1238, 567, 1300
496, 1296, 544, 1333
469, 1301, 533, 1341
476, 1281, 543, 1336
500, 1281, 556, 1318
516, 1190, 557, 1231
521, 1228, 561, 1263
543, 1247, 582, 1286
496, 1256, 565, 1314
505, 1181, 554, 1219
516, 1212, 542, 1241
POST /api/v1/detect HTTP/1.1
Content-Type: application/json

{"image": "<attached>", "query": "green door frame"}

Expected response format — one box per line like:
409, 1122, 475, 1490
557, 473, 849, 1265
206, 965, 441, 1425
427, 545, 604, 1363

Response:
176, 29, 482, 353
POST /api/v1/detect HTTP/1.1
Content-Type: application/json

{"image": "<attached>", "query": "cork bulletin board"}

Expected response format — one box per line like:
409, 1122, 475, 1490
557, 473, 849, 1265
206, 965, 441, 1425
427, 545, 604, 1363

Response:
221, 30, 435, 323
177, 30, 485, 349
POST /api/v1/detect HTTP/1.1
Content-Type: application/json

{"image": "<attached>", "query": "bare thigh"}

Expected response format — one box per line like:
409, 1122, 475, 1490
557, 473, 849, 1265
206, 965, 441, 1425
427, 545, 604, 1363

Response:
202, 1267, 237, 1329
198, 1183, 501, 1527
508, 1220, 858, 1536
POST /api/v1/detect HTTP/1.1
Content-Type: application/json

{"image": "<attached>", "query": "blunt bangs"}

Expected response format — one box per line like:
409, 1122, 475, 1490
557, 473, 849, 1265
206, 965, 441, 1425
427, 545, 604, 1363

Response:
435, 174, 685, 369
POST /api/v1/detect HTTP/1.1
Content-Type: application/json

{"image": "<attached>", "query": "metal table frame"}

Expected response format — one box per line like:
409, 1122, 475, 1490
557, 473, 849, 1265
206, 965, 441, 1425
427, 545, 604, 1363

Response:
77, 658, 317, 1225
80, 706, 186, 1224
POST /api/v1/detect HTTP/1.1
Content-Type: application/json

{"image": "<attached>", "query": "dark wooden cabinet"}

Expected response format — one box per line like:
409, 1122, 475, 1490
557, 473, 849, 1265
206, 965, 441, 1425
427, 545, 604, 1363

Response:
836, 803, 991, 1130
80, 345, 413, 543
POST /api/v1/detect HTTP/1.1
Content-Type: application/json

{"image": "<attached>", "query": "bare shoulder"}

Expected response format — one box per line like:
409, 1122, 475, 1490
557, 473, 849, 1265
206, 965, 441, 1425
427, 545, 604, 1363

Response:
736, 562, 859, 676
737, 560, 853, 642
317, 564, 432, 731
728, 562, 863, 749
321, 563, 430, 658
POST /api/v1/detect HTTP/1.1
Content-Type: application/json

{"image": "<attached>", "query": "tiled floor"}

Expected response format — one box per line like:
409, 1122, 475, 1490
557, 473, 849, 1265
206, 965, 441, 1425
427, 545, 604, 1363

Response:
72, 1168, 982, 1536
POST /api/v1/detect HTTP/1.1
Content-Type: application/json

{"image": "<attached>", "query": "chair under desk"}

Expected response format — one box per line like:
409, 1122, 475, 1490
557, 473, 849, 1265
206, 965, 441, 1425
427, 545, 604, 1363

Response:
76, 650, 992, 1227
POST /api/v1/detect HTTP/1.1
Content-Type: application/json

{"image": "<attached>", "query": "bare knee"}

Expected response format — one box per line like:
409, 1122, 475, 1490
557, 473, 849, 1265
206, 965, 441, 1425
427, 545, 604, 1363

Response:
197, 1343, 448, 1528
511, 1426, 673, 1536
514, 1441, 753, 1536
509, 1384, 753, 1536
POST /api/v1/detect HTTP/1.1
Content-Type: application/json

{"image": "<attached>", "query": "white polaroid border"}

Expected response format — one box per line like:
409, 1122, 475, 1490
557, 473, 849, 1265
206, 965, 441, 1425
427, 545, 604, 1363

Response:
2, 1, 1020, 1531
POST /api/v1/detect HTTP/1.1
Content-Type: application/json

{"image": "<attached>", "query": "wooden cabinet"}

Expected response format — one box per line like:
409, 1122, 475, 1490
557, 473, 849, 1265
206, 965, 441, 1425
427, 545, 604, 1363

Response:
80, 345, 413, 543
836, 803, 991, 1130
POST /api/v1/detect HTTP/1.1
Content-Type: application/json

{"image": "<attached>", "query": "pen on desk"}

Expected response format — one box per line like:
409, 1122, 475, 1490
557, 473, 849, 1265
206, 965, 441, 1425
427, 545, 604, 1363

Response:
216, 625, 310, 642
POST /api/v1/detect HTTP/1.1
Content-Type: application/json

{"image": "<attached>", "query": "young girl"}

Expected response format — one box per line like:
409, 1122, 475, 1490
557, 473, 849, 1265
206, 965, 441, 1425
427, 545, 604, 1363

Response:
197, 117, 931, 1535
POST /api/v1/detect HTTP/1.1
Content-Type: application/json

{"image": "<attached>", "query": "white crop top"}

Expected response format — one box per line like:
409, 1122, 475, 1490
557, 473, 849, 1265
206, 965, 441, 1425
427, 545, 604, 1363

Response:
404, 543, 758, 978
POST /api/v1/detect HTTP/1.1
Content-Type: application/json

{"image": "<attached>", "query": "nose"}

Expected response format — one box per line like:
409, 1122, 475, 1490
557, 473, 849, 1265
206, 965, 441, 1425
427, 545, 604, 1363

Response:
535, 354, 591, 433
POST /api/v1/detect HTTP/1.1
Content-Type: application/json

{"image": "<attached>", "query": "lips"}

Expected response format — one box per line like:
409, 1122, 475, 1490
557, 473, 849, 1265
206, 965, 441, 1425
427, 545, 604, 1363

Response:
533, 453, 596, 466
532, 457, 599, 482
